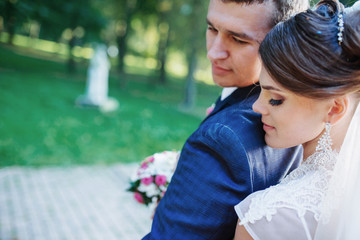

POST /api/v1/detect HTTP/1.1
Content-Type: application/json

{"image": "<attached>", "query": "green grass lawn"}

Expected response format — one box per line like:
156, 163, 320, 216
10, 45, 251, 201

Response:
0, 44, 220, 167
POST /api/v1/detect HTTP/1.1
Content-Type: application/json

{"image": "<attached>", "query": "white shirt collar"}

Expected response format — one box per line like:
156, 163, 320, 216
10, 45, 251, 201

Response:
221, 87, 237, 101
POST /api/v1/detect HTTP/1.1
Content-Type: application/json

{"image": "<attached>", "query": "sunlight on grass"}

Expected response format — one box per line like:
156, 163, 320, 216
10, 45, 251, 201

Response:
0, 32, 94, 59
0, 44, 220, 167
195, 67, 213, 85
125, 55, 158, 70
0, 32, 213, 84
73, 46, 94, 59
166, 52, 188, 77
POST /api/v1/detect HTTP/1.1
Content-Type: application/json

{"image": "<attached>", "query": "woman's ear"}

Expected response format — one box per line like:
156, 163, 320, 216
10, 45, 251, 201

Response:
327, 96, 349, 125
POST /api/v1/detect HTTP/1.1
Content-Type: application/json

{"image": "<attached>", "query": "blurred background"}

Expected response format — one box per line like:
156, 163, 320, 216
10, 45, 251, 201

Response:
0, 0, 354, 167
0, 1, 355, 239
0, 0, 221, 167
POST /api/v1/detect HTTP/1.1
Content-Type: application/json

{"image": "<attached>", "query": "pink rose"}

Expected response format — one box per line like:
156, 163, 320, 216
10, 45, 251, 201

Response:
140, 162, 148, 169
146, 156, 155, 163
206, 104, 215, 115
141, 176, 153, 185
155, 175, 167, 186
134, 192, 144, 203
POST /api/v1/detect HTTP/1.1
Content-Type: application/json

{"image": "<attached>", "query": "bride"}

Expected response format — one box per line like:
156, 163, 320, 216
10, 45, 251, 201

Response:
234, 0, 360, 239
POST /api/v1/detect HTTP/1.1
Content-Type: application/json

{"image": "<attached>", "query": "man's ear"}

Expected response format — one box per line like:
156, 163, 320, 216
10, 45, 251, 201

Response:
327, 96, 349, 125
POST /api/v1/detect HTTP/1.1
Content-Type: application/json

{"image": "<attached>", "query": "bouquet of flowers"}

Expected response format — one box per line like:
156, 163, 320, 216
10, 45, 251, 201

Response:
128, 150, 180, 207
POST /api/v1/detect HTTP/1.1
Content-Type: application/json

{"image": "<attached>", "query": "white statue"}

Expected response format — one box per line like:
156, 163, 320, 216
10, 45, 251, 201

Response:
76, 44, 118, 112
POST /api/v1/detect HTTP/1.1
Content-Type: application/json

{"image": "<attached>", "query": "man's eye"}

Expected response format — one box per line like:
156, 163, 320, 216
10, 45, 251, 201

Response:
269, 99, 283, 106
233, 37, 247, 44
207, 26, 217, 32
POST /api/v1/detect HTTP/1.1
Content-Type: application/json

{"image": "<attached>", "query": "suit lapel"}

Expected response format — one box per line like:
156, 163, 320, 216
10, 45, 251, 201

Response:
202, 84, 260, 123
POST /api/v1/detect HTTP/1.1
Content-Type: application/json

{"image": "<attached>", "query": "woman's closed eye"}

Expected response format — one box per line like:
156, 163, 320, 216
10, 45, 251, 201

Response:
269, 98, 283, 106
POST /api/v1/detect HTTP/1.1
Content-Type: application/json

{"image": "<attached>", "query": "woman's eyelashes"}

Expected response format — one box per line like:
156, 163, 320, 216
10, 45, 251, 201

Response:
269, 98, 284, 106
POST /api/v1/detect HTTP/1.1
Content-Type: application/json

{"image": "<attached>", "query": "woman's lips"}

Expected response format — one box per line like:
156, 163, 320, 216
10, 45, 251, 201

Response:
263, 122, 275, 132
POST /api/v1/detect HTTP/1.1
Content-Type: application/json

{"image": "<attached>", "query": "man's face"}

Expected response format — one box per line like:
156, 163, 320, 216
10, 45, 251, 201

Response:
206, 0, 275, 87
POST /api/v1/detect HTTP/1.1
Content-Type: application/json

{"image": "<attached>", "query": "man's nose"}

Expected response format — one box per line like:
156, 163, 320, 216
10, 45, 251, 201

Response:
207, 35, 229, 61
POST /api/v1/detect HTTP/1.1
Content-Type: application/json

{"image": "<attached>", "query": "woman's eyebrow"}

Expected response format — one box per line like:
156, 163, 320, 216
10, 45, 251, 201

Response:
261, 84, 283, 92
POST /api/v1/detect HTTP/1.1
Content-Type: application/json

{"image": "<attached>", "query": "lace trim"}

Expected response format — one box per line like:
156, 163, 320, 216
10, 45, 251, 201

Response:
240, 150, 338, 225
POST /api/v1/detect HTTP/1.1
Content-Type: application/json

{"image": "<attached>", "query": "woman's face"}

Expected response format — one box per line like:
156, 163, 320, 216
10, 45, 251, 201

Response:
252, 67, 333, 150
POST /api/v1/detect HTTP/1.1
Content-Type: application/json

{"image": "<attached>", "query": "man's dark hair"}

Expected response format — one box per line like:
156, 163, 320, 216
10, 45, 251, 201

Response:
221, 0, 309, 26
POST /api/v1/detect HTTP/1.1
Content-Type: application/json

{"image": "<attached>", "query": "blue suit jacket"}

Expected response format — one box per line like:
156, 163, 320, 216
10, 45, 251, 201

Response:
143, 85, 302, 240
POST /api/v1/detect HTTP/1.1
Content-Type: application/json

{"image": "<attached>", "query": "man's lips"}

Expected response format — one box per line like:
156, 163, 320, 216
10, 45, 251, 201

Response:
262, 122, 275, 131
212, 64, 231, 75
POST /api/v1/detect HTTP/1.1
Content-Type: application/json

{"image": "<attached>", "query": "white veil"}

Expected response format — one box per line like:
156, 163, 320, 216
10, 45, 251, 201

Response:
314, 101, 360, 239
314, 2, 360, 238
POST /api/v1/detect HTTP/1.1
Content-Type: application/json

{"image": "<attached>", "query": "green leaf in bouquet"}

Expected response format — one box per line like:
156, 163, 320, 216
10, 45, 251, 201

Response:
127, 179, 141, 192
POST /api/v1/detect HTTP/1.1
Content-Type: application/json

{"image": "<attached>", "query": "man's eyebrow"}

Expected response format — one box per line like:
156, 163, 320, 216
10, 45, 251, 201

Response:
206, 18, 259, 43
261, 84, 283, 92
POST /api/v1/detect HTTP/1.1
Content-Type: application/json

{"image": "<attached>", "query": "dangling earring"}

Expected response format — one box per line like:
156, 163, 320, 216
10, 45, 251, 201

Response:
316, 122, 333, 153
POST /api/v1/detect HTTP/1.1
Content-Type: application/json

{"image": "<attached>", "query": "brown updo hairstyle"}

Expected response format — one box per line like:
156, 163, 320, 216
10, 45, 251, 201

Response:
259, 0, 360, 99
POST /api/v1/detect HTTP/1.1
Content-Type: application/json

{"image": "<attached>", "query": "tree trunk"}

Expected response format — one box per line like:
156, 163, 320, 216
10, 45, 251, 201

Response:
67, 36, 77, 73
4, 0, 16, 45
116, 28, 128, 74
116, 4, 133, 75
157, 23, 170, 85
182, 1, 203, 109
183, 49, 197, 108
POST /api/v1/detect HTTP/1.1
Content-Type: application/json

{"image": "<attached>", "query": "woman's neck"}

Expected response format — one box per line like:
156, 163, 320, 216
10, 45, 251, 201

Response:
302, 141, 318, 160
302, 115, 353, 161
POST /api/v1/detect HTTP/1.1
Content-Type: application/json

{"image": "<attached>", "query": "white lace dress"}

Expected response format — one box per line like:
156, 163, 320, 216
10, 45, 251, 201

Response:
234, 150, 338, 240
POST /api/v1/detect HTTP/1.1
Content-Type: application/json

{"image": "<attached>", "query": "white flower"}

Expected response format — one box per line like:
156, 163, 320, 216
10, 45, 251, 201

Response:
138, 164, 156, 178
159, 185, 167, 192
152, 151, 178, 175
138, 183, 160, 197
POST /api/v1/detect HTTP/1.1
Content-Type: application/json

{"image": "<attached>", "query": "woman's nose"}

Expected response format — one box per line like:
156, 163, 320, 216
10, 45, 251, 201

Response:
252, 95, 267, 115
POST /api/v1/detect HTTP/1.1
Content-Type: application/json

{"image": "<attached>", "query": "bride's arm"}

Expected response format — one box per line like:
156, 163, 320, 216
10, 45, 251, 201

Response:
234, 219, 253, 240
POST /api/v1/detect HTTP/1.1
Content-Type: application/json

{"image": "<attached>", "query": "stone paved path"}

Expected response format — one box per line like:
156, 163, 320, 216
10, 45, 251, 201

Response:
0, 164, 152, 240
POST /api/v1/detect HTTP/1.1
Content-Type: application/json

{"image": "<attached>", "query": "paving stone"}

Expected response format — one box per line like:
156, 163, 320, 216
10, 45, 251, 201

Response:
0, 164, 152, 240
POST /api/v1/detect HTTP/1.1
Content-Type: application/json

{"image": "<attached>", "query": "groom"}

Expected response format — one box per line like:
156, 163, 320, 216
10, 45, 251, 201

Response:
143, 0, 308, 239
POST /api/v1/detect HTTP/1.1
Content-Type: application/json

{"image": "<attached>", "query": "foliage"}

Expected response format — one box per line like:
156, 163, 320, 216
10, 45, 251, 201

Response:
0, 0, 216, 111
0, 0, 106, 42
0, 44, 220, 167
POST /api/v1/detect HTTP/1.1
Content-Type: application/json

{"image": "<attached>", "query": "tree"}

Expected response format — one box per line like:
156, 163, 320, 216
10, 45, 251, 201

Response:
156, 0, 172, 85
0, 0, 32, 45
113, 0, 137, 74
187, 1, 207, 108
108, 0, 159, 76
0, 0, 106, 72
41, 0, 106, 73
170, 1, 207, 108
